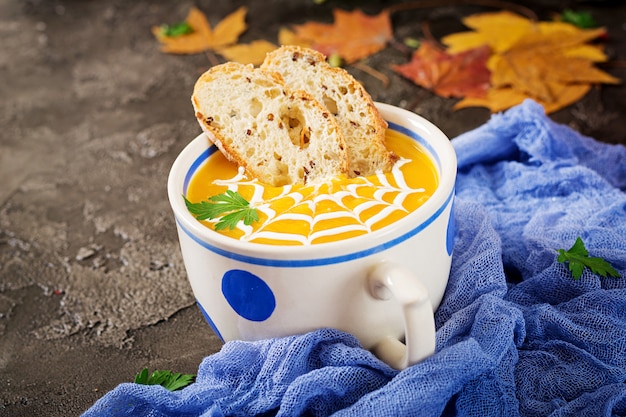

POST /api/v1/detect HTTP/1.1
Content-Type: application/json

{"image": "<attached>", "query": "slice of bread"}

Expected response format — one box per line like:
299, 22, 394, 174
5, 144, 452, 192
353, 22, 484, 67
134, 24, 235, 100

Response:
262, 45, 397, 177
192, 62, 349, 186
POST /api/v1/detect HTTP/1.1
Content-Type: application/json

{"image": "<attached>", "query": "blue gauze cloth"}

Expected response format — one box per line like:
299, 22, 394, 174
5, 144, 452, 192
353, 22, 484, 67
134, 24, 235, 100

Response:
83, 100, 626, 417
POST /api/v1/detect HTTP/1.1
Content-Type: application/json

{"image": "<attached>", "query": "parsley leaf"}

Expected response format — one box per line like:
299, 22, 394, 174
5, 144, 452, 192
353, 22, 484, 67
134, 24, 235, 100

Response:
559, 9, 597, 29
184, 190, 259, 231
557, 237, 620, 280
134, 368, 195, 391
159, 22, 194, 38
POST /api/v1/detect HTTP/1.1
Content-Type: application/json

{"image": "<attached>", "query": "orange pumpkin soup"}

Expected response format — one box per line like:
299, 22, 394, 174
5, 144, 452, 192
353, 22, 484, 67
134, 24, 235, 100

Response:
186, 129, 438, 245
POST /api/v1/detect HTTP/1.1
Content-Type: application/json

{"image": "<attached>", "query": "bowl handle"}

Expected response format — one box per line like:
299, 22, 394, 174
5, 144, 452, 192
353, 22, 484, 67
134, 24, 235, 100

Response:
367, 262, 436, 370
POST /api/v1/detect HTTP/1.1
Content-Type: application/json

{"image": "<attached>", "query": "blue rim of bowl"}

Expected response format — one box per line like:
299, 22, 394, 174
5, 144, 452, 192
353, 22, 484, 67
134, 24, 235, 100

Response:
175, 121, 455, 268
175, 188, 453, 267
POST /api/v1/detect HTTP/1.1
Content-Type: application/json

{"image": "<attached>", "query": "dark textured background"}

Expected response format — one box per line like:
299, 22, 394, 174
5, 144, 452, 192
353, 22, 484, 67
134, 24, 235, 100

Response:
1, 0, 624, 415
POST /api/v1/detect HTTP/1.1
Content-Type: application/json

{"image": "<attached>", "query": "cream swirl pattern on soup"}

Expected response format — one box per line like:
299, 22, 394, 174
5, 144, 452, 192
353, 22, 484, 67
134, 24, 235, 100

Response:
186, 129, 439, 245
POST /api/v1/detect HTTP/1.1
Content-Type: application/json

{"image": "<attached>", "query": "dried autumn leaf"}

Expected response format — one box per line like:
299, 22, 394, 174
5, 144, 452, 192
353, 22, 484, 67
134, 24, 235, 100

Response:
218, 40, 278, 65
291, 8, 392, 63
442, 11, 533, 54
454, 87, 528, 113
537, 20, 591, 36
441, 10, 619, 113
454, 83, 590, 114
277, 28, 312, 49
512, 26, 606, 54
562, 44, 608, 62
493, 30, 619, 104
152, 7, 247, 55
393, 42, 491, 99
500, 52, 617, 88
443, 12, 608, 57
541, 83, 592, 114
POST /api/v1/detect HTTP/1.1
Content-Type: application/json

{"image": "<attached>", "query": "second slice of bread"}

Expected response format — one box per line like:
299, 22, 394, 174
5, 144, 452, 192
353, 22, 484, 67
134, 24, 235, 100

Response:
192, 62, 349, 187
262, 45, 397, 177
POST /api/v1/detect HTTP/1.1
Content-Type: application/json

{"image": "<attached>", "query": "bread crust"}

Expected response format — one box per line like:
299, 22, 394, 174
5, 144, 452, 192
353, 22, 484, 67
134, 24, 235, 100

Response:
192, 62, 349, 186
262, 45, 397, 177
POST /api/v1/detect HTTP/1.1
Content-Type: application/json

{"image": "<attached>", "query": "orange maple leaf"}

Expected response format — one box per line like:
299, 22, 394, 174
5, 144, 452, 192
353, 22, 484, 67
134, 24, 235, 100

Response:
393, 42, 491, 99
290, 8, 393, 64
152, 7, 248, 55
152, 7, 279, 65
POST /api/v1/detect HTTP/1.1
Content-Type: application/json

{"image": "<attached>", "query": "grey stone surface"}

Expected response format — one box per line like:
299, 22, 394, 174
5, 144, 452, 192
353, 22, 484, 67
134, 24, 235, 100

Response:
0, 0, 624, 415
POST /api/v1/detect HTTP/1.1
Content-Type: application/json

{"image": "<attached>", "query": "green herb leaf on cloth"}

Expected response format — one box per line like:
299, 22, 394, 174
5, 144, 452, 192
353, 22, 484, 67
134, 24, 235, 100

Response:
134, 368, 195, 391
557, 237, 620, 280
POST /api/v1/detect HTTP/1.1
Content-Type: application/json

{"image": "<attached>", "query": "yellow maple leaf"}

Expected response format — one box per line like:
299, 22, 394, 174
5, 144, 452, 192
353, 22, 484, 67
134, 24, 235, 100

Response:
493, 29, 619, 103
537, 20, 597, 37
218, 40, 278, 66
152, 7, 247, 55
455, 83, 591, 114
491, 52, 603, 103
562, 44, 608, 62
454, 88, 528, 113
277, 28, 312, 49
510, 26, 606, 54
442, 10, 619, 113
442, 11, 534, 54
536, 22, 608, 61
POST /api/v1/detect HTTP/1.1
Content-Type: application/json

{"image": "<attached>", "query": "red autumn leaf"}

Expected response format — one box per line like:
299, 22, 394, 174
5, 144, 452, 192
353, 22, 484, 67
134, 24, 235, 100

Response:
393, 42, 491, 99
292, 8, 393, 64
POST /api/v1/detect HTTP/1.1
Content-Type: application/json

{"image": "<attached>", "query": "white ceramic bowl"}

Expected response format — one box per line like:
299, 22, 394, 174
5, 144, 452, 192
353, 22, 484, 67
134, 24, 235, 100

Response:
168, 103, 457, 369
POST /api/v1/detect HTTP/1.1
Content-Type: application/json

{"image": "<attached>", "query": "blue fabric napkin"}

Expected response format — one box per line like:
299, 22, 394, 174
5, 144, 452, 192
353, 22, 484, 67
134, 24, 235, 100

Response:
83, 100, 626, 417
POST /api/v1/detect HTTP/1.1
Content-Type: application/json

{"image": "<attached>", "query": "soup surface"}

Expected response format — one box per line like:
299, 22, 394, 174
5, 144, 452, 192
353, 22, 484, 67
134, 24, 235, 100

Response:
186, 129, 438, 245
